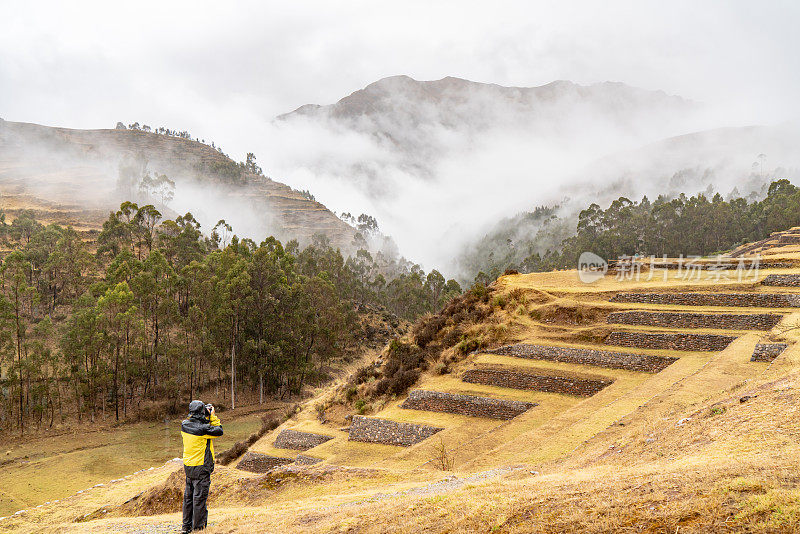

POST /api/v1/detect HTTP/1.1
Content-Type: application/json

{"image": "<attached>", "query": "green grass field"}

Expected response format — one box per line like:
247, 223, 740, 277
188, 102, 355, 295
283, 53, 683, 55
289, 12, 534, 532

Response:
0, 409, 266, 516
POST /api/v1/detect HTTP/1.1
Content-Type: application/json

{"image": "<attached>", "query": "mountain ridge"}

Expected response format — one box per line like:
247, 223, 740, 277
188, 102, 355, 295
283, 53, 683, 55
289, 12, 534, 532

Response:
279, 75, 695, 122
0, 119, 356, 247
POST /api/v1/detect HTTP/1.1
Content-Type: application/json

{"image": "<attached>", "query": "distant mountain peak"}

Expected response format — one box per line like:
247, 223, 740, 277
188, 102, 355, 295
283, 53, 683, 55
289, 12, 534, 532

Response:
271, 75, 705, 209
279, 76, 694, 124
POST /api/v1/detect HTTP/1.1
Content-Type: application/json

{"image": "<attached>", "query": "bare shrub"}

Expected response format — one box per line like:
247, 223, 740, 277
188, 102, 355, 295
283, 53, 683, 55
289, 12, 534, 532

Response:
413, 313, 447, 348
431, 437, 455, 471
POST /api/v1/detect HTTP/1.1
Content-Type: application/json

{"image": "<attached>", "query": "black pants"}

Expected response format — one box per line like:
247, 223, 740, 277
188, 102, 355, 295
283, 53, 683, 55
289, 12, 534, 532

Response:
182, 473, 211, 532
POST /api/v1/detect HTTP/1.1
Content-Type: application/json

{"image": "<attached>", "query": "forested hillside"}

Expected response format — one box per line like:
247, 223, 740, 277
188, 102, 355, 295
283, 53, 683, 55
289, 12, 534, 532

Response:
0, 203, 461, 433
464, 179, 800, 282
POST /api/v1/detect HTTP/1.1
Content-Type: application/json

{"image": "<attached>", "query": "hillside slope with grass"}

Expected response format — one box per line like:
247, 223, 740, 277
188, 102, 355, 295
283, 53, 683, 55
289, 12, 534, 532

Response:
0, 119, 355, 247
12, 241, 800, 532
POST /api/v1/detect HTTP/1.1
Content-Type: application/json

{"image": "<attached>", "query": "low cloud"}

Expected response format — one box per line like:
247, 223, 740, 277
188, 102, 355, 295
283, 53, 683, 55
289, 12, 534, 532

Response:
3, 1, 800, 274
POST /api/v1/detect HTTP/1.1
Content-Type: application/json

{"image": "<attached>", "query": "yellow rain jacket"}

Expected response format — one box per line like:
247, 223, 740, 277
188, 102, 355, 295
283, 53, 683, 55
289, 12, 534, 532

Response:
181, 400, 223, 478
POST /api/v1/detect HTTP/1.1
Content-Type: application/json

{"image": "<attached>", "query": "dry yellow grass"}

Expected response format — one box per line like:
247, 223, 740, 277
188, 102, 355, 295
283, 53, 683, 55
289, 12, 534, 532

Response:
16, 261, 800, 532
238, 266, 800, 473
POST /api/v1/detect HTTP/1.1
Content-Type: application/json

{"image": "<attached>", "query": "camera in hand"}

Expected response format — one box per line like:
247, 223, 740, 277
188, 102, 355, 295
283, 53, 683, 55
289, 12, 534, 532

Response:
204, 403, 214, 416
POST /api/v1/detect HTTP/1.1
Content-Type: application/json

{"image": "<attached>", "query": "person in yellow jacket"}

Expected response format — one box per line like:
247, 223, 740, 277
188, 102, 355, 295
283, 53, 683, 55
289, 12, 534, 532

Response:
181, 400, 223, 532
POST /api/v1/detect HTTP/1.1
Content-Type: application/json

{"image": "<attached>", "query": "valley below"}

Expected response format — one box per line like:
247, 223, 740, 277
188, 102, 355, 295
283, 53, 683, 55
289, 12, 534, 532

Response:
0, 404, 278, 517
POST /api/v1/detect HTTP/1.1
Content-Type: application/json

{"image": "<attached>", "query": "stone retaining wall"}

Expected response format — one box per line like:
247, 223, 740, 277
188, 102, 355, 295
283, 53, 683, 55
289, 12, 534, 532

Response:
759, 262, 794, 269
348, 416, 443, 447
751, 343, 789, 362
295, 454, 323, 465
273, 429, 334, 451
462, 366, 612, 396
762, 274, 800, 287
484, 344, 677, 373
607, 310, 782, 330
646, 261, 789, 270
400, 390, 535, 420
610, 260, 791, 271
605, 331, 736, 351
236, 451, 294, 473
611, 292, 800, 308
778, 235, 800, 245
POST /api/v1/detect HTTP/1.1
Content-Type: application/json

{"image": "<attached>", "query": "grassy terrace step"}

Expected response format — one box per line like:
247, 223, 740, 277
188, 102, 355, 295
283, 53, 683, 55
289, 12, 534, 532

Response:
348, 416, 444, 447
605, 331, 738, 352
236, 451, 294, 473
610, 292, 800, 308
273, 429, 334, 451
463, 336, 755, 471
751, 342, 789, 362
762, 274, 800, 287
400, 390, 535, 420
484, 344, 676, 372
607, 310, 783, 330
461, 365, 613, 397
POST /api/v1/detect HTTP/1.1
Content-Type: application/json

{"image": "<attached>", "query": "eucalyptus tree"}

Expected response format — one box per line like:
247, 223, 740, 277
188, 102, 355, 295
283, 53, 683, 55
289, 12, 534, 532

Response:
97, 282, 139, 421
61, 294, 103, 421
2, 251, 38, 432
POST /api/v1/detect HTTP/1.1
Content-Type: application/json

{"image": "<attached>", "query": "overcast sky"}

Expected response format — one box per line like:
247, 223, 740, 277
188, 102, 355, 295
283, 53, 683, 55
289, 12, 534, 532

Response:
2, 0, 799, 161
3, 1, 800, 271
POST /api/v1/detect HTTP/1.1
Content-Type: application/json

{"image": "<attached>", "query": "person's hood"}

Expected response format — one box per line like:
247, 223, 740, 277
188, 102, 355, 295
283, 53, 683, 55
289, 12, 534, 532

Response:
188, 400, 206, 417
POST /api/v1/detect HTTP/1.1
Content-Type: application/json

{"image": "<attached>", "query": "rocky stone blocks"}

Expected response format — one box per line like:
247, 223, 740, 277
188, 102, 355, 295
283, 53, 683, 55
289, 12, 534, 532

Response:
273, 429, 334, 451
348, 416, 443, 447
607, 310, 782, 330
400, 390, 535, 420
611, 292, 800, 308
750, 343, 789, 362
484, 343, 677, 373
605, 331, 737, 351
295, 454, 323, 465
462, 366, 612, 397
762, 274, 800, 287
236, 451, 294, 473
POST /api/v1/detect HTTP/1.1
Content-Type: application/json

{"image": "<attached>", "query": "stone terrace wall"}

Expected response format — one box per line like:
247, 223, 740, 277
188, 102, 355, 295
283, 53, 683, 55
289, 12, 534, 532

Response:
607, 310, 782, 330
485, 344, 677, 373
646, 261, 790, 270
762, 274, 800, 287
348, 416, 443, 447
778, 235, 800, 245
751, 343, 789, 362
295, 454, 323, 465
400, 390, 535, 420
611, 292, 800, 308
462, 366, 612, 397
273, 429, 334, 451
236, 451, 294, 473
610, 260, 792, 272
606, 331, 736, 351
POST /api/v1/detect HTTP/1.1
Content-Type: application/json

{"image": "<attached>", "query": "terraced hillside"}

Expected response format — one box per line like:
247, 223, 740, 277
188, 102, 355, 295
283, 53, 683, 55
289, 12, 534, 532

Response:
0, 119, 355, 247
11, 249, 800, 532
729, 226, 800, 257
224, 255, 800, 475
